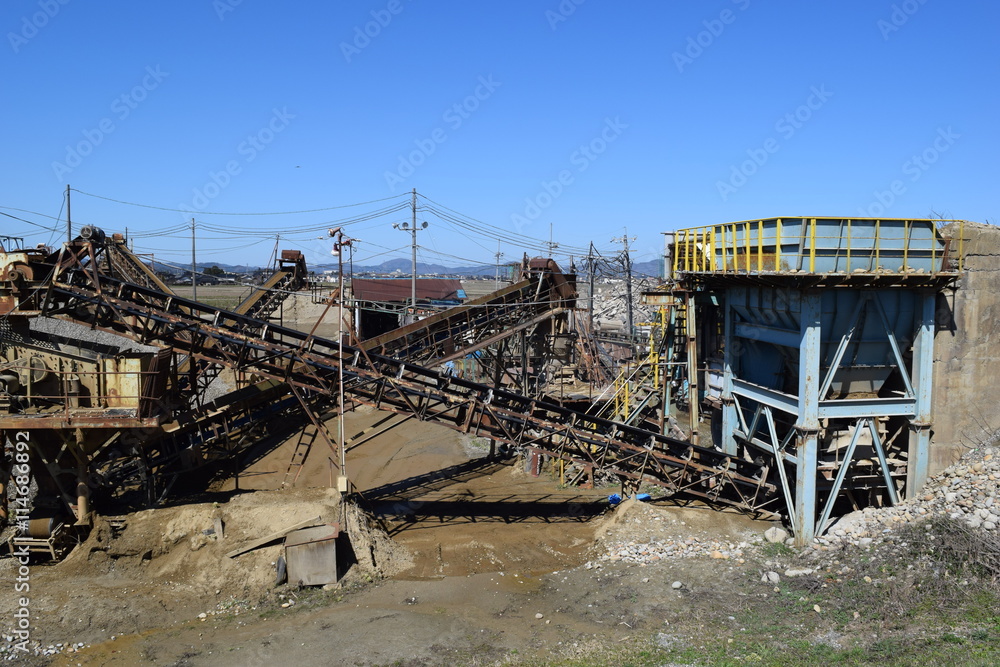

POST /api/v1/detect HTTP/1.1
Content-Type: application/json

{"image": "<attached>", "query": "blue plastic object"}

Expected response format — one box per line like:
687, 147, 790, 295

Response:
608, 494, 622, 505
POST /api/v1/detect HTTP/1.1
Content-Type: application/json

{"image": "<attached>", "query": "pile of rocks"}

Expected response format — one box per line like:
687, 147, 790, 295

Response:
589, 500, 759, 567
592, 536, 749, 567
0, 640, 89, 661
592, 279, 656, 331
820, 444, 999, 549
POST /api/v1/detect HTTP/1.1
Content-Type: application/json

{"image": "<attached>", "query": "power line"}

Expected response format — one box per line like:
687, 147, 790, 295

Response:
417, 193, 593, 254
71, 188, 408, 216
0, 210, 62, 233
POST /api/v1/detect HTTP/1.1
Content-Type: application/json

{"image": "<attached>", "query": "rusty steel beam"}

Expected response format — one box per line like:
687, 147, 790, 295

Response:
26, 263, 777, 516
361, 278, 535, 354
360, 265, 572, 366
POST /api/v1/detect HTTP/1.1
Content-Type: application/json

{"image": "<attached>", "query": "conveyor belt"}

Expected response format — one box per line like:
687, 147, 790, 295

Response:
361, 277, 565, 364
34, 269, 779, 515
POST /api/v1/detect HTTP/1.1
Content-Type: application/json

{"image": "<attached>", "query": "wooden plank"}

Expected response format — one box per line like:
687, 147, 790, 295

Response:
225, 515, 322, 559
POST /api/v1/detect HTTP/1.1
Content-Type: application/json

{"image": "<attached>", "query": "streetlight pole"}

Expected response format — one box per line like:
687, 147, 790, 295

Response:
328, 227, 353, 498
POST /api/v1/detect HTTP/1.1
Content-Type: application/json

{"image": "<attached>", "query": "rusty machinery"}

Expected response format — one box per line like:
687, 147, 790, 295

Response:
0, 232, 310, 555
3, 229, 778, 548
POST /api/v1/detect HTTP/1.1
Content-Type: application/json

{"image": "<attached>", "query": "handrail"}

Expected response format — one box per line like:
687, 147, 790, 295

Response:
666, 217, 967, 277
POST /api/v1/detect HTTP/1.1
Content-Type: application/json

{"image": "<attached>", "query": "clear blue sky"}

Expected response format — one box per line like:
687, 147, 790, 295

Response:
2, 0, 996, 271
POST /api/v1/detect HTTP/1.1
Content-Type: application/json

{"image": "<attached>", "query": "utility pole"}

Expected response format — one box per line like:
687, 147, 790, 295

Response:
494, 240, 504, 290
270, 234, 281, 269
411, 188, 417, 312
65, 184, 72, 243
586, 242, 597, 335
612, 230, 637, 357
328, 227, 352, 499
546, 222, 559, 257
393, 188, 427, 319
191, 218, 198, 302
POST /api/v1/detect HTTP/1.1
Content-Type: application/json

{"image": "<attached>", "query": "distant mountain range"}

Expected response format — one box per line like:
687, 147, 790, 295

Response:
316, 257, 664, 278
157, 257, 663, 279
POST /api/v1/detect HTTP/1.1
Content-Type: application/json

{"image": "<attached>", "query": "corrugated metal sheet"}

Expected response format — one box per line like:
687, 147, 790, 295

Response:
352, 278, 463, 303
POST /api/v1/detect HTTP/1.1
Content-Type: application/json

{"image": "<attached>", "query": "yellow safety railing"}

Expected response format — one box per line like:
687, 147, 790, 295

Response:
596, 305, 673, 423
667, 217, 968, 277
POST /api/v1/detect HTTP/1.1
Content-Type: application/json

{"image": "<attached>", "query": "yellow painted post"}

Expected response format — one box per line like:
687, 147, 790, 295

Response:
709, 228, 717, 272
743, 222, 750, 272
809, 218, 817, 273
701, 228, 708, 272
694, 228, 700, 272
776, 218, 782, 270
757, 219, 763, 272
731, 223, 739, 272
684, 229, 691, 272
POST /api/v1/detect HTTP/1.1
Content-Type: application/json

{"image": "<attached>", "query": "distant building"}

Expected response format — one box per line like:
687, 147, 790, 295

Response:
351, 277, 466, 338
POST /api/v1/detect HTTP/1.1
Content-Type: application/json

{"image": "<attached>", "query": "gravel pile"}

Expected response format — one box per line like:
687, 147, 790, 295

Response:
592, 536, 749, 567
590, 500, 759, 567
590, 445, 1000, 569
0, 640, 88, 661
819, 444, 999, 549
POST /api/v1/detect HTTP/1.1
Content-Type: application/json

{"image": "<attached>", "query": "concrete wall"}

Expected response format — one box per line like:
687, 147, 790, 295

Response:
931, 222, 1000, 472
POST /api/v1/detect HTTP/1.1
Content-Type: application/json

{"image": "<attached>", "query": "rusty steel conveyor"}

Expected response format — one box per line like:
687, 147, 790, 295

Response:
19, 247, 778, 517
361, 258, 574, 365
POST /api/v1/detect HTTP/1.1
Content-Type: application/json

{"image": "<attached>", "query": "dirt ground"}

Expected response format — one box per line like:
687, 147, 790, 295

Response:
5, 411, 999, 666
0, 406, 779, 666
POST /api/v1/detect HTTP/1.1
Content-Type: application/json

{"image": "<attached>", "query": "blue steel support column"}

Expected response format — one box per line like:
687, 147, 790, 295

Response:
907, 291, 936, 496
794, 291, 822, 546
721, 290, 738, 455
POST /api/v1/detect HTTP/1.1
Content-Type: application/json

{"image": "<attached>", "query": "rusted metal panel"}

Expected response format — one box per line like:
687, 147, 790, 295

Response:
353, 278, 463, 302
0, 295, 16, 315
640, 291, 676, 306
140, 348, 171, 418
101, 356, 143, 409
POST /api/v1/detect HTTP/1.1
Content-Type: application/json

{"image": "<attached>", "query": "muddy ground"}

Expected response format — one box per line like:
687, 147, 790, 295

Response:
0, 406, 762, 665
3, 409, 1000, 666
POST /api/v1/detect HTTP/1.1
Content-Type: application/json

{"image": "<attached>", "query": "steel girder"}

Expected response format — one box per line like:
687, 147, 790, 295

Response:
30, 267, 778, 517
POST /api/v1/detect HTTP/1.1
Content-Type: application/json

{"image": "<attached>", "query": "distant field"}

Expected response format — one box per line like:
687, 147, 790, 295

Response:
169, 281, 505, 312
170, 284, 250, 310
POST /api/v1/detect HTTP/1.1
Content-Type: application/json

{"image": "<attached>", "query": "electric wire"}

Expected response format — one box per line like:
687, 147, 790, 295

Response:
71, 188, 409, 215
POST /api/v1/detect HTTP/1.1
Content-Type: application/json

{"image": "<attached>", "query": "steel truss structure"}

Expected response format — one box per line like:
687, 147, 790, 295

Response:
11, 239, 777, 519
